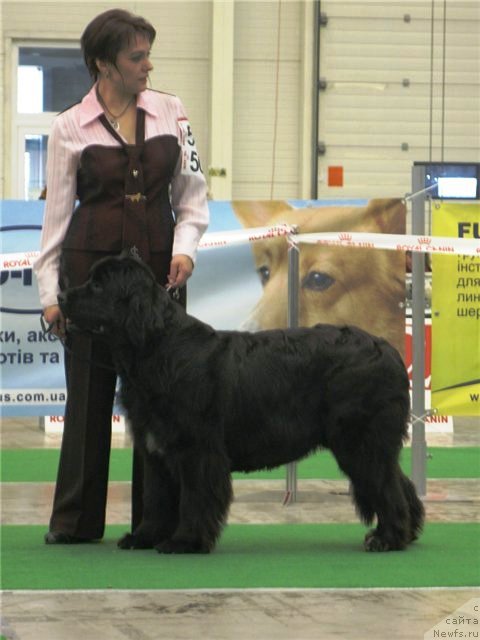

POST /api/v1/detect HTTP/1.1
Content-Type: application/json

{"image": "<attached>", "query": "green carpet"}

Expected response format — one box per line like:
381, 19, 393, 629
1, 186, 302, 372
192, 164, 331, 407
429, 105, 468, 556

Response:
1, 447, 479, 482
1, 523, 479, 590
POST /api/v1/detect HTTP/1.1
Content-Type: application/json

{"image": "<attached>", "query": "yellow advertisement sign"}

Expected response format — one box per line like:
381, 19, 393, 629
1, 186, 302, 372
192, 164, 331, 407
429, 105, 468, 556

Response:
431, 202, 480, 416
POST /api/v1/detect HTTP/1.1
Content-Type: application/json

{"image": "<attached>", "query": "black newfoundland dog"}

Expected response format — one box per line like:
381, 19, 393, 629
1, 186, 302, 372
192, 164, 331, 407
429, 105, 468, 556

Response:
58, 253, 424, 554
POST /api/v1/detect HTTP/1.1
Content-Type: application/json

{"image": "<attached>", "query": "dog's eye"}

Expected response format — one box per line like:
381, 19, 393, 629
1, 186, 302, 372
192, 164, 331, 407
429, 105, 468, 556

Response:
302, 271, 335, 292
257, 265, 270, 286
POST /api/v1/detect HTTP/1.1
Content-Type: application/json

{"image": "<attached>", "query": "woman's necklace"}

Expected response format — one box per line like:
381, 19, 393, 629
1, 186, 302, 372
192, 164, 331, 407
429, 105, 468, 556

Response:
96, 87, 134, 131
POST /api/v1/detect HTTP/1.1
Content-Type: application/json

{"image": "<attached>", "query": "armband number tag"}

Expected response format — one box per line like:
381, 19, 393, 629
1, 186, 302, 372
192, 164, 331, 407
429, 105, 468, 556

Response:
178, 118, 202, 176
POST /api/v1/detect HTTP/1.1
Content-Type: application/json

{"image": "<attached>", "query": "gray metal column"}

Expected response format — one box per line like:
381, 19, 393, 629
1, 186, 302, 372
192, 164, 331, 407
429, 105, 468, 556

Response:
411, 164, 428, 496
285, 241, 300, 503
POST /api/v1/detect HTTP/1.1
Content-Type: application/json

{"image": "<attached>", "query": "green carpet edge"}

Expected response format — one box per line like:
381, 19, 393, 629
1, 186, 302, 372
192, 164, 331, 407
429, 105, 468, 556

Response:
2, 523, 479, 591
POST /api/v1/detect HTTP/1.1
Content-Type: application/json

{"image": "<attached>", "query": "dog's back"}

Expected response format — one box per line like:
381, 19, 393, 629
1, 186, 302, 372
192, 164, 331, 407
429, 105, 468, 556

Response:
216, 323, 409, 473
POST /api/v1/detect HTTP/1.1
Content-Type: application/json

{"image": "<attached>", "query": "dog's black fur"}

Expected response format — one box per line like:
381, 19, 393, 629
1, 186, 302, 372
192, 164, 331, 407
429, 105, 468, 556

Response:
58, 253, 424, 554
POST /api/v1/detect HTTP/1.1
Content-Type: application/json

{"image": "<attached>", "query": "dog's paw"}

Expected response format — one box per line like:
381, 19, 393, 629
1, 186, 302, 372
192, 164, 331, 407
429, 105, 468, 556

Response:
155, 538, 210, 554
364, 529, 407, 552
117, 532, 154, 550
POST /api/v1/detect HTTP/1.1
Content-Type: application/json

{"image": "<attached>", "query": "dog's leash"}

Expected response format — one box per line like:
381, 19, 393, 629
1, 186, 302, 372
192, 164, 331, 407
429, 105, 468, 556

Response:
165, 284, 180, 301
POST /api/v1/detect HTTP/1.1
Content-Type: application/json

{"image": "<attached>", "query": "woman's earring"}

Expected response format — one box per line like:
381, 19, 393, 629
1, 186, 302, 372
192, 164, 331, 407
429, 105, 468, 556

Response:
105, 70, 110, 79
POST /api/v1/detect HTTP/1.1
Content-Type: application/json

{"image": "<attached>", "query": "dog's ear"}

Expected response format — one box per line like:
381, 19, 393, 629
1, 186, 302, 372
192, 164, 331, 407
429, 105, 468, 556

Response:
232, 201, 294, 228
364, 199, 407, 234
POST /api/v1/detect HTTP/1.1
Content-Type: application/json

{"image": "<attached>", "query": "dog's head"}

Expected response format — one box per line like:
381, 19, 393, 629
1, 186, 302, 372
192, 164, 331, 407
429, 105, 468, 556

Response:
232, 199, 406, 356
59, 252, 168, 347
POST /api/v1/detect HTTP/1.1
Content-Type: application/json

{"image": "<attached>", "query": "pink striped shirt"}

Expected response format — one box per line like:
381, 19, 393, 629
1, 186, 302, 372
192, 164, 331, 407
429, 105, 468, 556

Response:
34, 84, 209, 308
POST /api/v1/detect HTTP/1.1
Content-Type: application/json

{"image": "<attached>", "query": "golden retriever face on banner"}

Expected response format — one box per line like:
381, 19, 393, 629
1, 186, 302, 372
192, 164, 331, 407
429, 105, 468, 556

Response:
232, 199, 407, 358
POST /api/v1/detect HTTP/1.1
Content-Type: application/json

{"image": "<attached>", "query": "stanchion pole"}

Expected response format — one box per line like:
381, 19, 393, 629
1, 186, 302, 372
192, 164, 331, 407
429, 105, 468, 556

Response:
411, 165, 428, 497
285, 241, 300, 504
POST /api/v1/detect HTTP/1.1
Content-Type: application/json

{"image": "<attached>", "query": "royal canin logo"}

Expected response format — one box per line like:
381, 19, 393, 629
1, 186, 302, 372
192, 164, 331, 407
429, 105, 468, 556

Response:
417, 237, 432, 245
338, 233, 352, 241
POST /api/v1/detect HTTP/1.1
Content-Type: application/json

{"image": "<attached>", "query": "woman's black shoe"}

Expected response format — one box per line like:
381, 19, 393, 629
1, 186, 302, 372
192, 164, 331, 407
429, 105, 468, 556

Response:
44, 531, 94, 544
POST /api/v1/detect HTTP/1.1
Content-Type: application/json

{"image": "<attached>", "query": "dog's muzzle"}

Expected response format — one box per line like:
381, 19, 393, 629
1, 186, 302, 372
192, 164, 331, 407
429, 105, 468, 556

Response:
57, 293, 106, 336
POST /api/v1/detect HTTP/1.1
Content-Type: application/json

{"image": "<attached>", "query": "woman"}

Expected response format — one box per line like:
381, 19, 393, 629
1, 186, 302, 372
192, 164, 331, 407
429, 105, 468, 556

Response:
34, 8, 209, 543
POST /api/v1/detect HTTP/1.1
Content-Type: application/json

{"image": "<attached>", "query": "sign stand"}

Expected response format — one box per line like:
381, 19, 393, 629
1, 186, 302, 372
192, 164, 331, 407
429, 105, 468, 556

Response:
285, 242, 300, 504
410, 164, 428, 496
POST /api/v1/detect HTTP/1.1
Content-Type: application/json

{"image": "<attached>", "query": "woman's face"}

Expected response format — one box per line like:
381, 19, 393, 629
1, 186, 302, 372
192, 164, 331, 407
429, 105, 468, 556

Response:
108, 34, 154, 95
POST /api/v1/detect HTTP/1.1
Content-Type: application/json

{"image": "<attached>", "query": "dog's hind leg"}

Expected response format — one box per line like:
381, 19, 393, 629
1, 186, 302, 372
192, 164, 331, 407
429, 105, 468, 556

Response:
329, 399, 424, 551
360, 462, 416, 552
337, 453, 414, 551
118, 453, 179, 550
330, 421, 422, 552
155, 448, 233, 554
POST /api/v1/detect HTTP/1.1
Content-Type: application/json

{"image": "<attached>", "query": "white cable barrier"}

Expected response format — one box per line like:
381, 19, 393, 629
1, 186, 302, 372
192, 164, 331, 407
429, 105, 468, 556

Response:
289, 231, 480, 256
198, 223, 296, 249
1, 226, 479, 271
1, 251, 39, 269
0, 224, 297, 270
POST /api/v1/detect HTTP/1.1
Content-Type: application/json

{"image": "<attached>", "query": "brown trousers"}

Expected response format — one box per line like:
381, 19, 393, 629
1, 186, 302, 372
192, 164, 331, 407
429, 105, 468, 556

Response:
48, 250, 184, 538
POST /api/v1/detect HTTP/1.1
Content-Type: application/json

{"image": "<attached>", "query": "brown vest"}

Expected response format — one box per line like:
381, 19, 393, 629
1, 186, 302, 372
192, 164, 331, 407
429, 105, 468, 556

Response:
62, 110, 179, 261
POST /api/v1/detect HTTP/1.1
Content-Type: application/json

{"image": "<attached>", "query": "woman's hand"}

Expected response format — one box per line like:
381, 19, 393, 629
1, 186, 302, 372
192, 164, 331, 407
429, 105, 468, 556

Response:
167, 254, 194, 289
43, 304, 66, 339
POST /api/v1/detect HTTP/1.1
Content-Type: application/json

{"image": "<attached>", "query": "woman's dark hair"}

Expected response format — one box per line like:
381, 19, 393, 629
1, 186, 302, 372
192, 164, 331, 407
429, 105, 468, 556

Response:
81, 9, 156, 80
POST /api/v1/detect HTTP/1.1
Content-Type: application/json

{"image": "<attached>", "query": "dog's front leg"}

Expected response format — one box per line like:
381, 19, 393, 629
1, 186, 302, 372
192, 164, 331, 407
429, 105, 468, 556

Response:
118, 452, 179, 550
155, 447, 232, 554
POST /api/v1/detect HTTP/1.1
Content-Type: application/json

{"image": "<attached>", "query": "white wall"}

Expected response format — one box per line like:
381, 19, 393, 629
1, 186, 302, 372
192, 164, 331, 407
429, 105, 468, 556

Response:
317, 0, 480, 198
232, 1, 307, 198
1, 0, 212, 198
